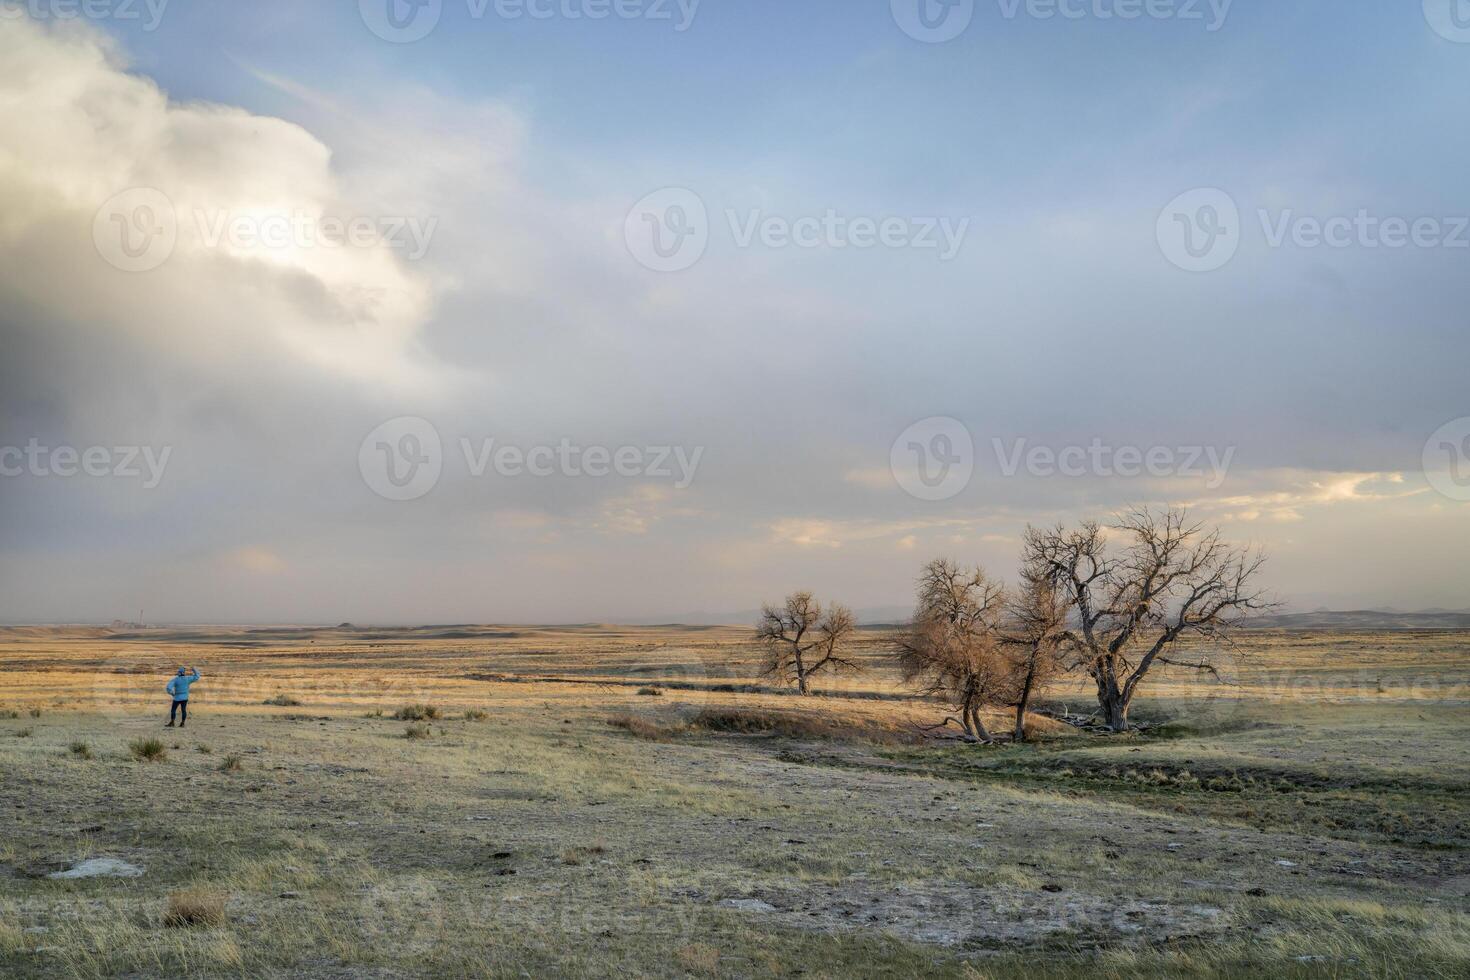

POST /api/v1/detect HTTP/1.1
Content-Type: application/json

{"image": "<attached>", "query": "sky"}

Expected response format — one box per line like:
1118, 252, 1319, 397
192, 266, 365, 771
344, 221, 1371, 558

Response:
1, 2, 1468, 624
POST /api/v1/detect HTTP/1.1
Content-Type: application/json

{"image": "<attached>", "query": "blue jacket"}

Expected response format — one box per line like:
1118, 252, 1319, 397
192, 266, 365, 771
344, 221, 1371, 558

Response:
166, 670, 201, 701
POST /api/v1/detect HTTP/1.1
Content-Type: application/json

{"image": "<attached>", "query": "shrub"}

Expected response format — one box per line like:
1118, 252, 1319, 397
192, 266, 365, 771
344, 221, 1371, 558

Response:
462, 709, 489, 722
403, 724, 431, 740
163, 888, 227, 928
690, 708, 845, 740
395, 705, 440, 721
130, 737, 167, 762
27, 707, 42, 718
14, 728, 32, 738
0, 709, 18, 719
68, 741, 93, 760
263, 694, 301, 707
363, 708, 384, 718
196, 745, 213, 754
219, 754, 243, 772
636, 687, 663, 697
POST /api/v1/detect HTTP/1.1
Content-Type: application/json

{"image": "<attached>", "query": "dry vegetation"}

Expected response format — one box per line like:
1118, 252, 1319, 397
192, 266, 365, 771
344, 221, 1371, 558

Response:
0, 622, 1466, 978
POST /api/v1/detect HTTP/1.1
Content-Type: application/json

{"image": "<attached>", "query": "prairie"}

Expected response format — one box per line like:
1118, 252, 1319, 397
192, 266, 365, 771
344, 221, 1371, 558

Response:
0, 625, 1467, 978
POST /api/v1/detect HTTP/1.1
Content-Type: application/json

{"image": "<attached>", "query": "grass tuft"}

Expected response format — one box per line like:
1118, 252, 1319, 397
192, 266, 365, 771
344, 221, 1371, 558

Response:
463, 708, 489, 721
129, 737, 167, 762
404, 724, 432, 740
263, 694, 302, 707
219, 754, 243, 772
395, 704, 440, 721
163, 887, 227, 928
68, 740, 93, 760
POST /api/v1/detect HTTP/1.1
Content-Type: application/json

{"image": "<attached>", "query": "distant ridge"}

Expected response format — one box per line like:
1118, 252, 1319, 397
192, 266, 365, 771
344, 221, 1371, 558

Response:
1241, 610, 1470, 630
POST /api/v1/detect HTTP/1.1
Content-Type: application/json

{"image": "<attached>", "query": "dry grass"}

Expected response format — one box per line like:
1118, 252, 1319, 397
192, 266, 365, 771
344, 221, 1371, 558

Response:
128, 737, 167, 762
68, 741, 92, 760
462, 708, 488, 721
0, 624, 1466, 978
162, 887, 227, 928
675, 943, 721, 975
218, 754, 243, 772
403, 724, 431, 740
606, 714, 682, 741
263, 694, 301, 707
394, 704, 440, 721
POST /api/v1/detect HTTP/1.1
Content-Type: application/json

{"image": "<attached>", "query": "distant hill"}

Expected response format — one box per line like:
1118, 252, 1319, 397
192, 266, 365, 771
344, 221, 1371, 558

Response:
1241, 610, 1470, 630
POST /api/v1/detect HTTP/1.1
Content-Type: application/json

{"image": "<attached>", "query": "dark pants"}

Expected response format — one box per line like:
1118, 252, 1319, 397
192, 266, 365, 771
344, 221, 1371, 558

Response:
169, 699, 188, 725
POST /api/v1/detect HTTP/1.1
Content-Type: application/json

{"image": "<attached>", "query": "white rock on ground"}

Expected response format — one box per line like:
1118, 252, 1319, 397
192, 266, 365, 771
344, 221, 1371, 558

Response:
720, 898, 779, 913
47, 858, 144, 879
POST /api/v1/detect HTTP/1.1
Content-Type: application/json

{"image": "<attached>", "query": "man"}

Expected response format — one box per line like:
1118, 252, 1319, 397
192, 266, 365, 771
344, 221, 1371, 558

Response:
165, 666, 201, 728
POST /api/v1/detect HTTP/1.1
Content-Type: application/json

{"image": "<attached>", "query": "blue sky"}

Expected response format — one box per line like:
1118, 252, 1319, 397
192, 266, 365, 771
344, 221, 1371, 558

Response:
1, 3, 1468, 622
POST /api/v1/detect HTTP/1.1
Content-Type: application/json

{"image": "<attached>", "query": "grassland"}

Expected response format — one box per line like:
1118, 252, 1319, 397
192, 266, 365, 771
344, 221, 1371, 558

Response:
0, 624, 1467, 978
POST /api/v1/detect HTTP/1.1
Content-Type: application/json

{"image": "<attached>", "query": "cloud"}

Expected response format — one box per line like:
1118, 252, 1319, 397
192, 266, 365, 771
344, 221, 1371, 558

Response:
1186, 470, 1428, 524
226, 546, 287, 575
4, 14, 1469, 623
0, 17, 450, 395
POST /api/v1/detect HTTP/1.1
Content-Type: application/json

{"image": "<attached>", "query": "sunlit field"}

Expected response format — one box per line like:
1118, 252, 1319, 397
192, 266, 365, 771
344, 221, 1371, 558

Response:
2, 625, 1467, 978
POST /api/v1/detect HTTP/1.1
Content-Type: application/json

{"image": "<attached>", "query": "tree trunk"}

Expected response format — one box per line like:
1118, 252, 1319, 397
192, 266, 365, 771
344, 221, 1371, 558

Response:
1100, 687, 1129, 732
1013, 667, 1036, 742
1094, 668, 1130, 732
965, 700, 993, 744
794, 650, 809, 695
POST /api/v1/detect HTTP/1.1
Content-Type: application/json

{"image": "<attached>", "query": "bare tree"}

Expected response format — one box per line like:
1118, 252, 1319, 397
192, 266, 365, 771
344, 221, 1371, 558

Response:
999, 563, 1070, 742
897, 559, 1009, 743
755, 591, 858, 695
1024, 507, 1270, 732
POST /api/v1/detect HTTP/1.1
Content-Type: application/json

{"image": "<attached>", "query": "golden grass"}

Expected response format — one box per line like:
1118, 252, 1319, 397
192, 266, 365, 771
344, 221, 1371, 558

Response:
162, 887, 228, 928
0, 624, 1465, 978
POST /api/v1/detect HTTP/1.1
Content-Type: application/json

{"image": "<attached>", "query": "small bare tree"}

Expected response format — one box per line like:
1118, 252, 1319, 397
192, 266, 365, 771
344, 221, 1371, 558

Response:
755, 591, 857, 695
1024, 507, 1270, 732
897, 559, 1008, 743
999, 564, 1069, 742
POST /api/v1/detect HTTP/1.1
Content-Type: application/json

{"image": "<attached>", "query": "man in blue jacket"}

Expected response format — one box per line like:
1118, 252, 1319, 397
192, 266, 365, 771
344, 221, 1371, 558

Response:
165, 666, 201, 728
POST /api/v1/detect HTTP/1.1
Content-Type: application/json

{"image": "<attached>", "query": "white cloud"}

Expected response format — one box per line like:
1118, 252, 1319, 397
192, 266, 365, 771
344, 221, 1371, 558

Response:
0, 16, 452, 393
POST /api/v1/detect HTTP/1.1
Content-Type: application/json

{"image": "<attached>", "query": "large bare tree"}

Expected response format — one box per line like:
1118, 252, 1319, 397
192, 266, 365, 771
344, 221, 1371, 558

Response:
755, 591, 857, 695
897, 559, 1009, 743
1023, 508, 1270, 732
